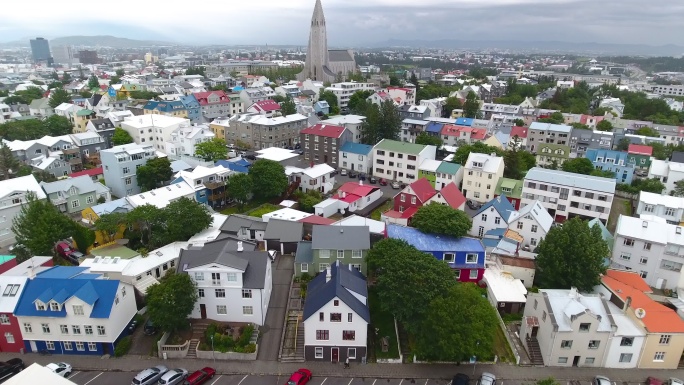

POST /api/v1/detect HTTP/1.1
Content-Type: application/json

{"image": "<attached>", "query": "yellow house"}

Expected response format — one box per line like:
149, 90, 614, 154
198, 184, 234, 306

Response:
209, 118, 229, 141
143, 100, 188, 118
74, 109, 96, 133
81, 197, 132, 244
117, 83, 142, 98
600, 270, 684, 369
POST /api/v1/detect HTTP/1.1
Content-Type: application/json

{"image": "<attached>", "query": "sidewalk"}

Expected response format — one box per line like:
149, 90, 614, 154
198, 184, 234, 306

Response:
4, 353, 684, 382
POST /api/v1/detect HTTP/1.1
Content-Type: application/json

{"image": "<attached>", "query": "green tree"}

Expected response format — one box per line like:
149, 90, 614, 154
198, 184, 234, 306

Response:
366, 238, 413, 277
389, 75, 401, 86
535, 217, 608, 291
513, 118, 525, 127
596, 120, 613, 132
443, 97, 463, 118
533, 378, 561, 385
414, 284, 498, 362
194, 138, 228, 162
112, 127, 134, 146
452, 141, 503, 165
347, 90, 373, 114
359, 104, 382, 145
31, 170, 57, 183
2, 95, 27, 105
11, 192, 75, 256
146, 271, 198, 332
109, 75, 121, 85
635, 127, 660, 137
296, 190, 323, 213
249, 159, 288, 199
94, 212, 127, 243
280, 97, 297, 116
318, 90, 339, 114
161, 197, 212, 244
0, 119, 49, 141
561, 157, 596, 175
136, 157, 173, 192
184, 67, 206, 77
632, 177, 665, 194
44, 115, 73, 136
616, 138, 631, 151
570, 122, 590, 130
0, 142, 20, 180
272, 95, 286, 103
48, 88, 72, 108
126, 204, 166, 248
415, 132, 442, 147
538, 111, 565, 124
378, 99, 402, 140
411, 203, 472, 238
14, 87, 44, 104
226, 173, 253, 208
129, 91, 160, 100
462, 91, 480, 118
87, 75, 99, 90
673, 180, 684, 197
71, 223, 96, 254
504, 145, 536, 180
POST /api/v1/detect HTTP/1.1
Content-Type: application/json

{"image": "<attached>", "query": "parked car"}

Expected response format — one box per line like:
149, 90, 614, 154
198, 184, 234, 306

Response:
452, 373, 469, 385
55, 241, 84, 265
379, 178, 388, 186
648, 377, 663, 385
666, 379, 684, 385
46, 362, 72, 377
349, 170, 358, 178
285, 368, 312, 385
159, 368, 188, 385
593, 376, 612, 385
143, 319, 157, 336
0, 358, 24, 382
131, 365, 168, 385
294, 143, 301, 150
185, 367, 216, 385
391, 181, 400, 189
480, 372, 496, 385
466, 200, 482, 210
400, 183, 407, 189
358, 173, 366, 181
636, 169, 648, 177
340, 169, 348, 176
369, 176, 377, 184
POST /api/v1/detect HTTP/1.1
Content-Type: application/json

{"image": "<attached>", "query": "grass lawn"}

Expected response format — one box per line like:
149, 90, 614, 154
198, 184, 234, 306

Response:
246, 203, 281, 218
368, 288, 400, 360
607, 196, 631, 233
370, 200, 393, 221
219, 200, 267, 215
492, 323, 515, 363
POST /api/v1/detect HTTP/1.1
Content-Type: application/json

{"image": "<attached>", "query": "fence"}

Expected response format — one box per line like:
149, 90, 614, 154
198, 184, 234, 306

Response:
196, 345, 258, 361
495, 311, 521, 365
157, 333, 190, 359
615, 190, 638, 200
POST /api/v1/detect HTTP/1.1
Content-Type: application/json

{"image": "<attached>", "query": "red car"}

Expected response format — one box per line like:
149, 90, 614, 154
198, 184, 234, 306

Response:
186, 367, 215, 385
379, 178, 388, 186
285, 369, 312, 385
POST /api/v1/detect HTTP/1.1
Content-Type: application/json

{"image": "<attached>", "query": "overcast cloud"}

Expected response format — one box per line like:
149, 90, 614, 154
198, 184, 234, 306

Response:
1, 0, 682, 46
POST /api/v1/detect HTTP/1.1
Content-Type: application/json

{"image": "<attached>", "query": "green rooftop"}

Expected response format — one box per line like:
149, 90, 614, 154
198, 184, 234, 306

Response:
375, 139, 427, 155
436, 161, 461, 175
0, 255, 16, 265
76, 109, 94, 117
495, 178, 523, 199
91, 243, 139, 259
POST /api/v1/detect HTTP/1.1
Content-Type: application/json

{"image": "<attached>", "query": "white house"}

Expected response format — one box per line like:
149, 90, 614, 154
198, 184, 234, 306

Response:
338, 143, 373, 174
126, 181, 195, 209
165, 123, 215, 158
324, 115, 366, 143
302, 261, 369, 362
120, 114, 190, 153
314, 181, 384, 218
372, 139, 437, 184
179, 238, 272, 325
0, 175, 47, 249
462, 152, 505, 203
285, 164, 336, 194
648, 159, 684, 195
636, 191, 684, 225
470, 195, 518, 238
507, 201, 554, 250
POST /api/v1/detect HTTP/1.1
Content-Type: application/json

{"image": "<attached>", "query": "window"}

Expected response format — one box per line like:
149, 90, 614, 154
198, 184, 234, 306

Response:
411, 196, 416, 204
348, 348, 357, 359
348, 313, 353, 322
481, 214, 487, 221
588, 340, 600, 349
660, 334, 671, 345
494, 217, 500, 225
343, 330, 356, 340
560, 340, 573, 349
243, 306, 253, 315
466, 253, 478, 263
666, 207, 676, 216
198, 289, 204, 298
84, 325, 93, 335
42, 323, 50, 333
470, 270, 478, 279
620, 253, 631, 261
579, 323, 590, 332
585, 357, 595, 364
443, 253, 455, 263
315, 347, 324, 358
72, 325, 81, 334
60, 325, 68, 334
517, 221, 523, 230
316, 330, 329, 340
23, 323, 32, 333
0, 314, 8, 325
319, 263, 330, 272
194, 272, 204, 281
644, 242, 652, 251
88, 342, 97, 351
76, 342, 85, 351
215, 289, 226, 298
654, 352, 666, 361
352, 250, 362, 258
531, 225, 538, 233
455, 269, 461, 279
97, 326, 106, 335
211, 272, 221, 285
36, 303, 45, 311
2, 284, 19, 297
619, 353, 633, 363
620, 337, 634, 346
46, 341, 55, 350
73, 304, 85, 315
334, 300, 339, 306
534, 299, 538, 310
640, 271, 648, 279
64, 342, 73, 351
217, 305, 227, 315
86, 195, 94, 204
337, 250, 344, 259
640, 257, 648, 265
542, 311, 547, 322
226, 273, 237, 282
125, 177, 132, 185
242, 290, 252, 300
330, 313, 342, 322
122, 286, 126, 297
623, 238, 635, 246
558, 357, 568, 364
301, 263, 308, 273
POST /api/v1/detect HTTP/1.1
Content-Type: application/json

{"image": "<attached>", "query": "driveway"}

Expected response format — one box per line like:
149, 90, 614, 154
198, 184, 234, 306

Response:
257, 254, 294, 361
128, 321, 157, 356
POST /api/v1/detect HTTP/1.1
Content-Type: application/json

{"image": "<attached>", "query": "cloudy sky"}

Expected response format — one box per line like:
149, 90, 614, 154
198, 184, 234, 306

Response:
1, 0, 682, 46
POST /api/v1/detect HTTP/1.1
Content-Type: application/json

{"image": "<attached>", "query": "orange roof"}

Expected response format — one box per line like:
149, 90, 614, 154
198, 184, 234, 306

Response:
602, 270, 684, 333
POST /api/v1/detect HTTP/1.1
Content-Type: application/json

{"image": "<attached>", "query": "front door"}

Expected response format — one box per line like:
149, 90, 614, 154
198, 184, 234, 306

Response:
29, 341, 37, 352
331, 347, 339, 362
351, 164, 355, 171
102, 343, 109, 355
200, 304, 207, 319
155, 267, 161, 278
531, 326, 538, 337
572, 356, 580, 367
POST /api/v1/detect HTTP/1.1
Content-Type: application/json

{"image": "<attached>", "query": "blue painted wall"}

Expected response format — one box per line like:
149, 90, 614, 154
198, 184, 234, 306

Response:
585, 149, 635, 184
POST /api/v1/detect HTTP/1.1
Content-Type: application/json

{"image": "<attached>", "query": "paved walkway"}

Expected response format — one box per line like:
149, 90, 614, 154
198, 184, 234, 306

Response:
256, 254, 294, 361
9, 353, 684, 382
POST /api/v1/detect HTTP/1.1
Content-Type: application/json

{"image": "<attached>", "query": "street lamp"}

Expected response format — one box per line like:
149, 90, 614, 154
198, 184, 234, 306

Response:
210, 335, 215, 362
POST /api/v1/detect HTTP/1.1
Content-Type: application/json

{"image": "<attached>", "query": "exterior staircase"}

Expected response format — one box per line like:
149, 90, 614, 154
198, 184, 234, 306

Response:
283, 181, 300, 199
186, 339, 200, 358
525, 336, 544, 366
280, 312, 305, 363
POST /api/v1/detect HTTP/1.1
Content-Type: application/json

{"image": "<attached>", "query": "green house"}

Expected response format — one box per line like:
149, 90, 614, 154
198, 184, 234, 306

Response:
294, 225, 371, 277
418, 159, 441, 188
626, 144, 653, 169
40, 175, 111, 215
536, 143, 570, 168
494, 178, 523, 210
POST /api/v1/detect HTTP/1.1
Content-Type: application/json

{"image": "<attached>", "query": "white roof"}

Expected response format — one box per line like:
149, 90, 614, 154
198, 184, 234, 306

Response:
332, 214, 385, 234
123, 242, 189, 277
187, 213, 229, 245
465, 152, 503, 173
175, 165, 231, 184
279, 200, 297, 208
3, 256, 53, 277
0, 275, 28, 313
402, 118, 427, 125
262, 208, 311, 222
41, 175, 100, 195
80, 255, 134, 273
127, 181, 195, 208
239, 113, 307, 126
529, 121, 572, 133
324, 115, 366, 125
122, 114, 188, 129
101, 142, 155, 155
288, 163, 334, 179
256, 147, 299, 162
70, 131, 102, 141
0, 174, 46, 200
419, 159, 441, 172
4, 364, 77, 385
606, 302, 645, 337
483, 267, 527, 303
542, 288, 613, 332
3, 134, 75, 152
616, 214, 684, 246
648, 159, 669, 176
525, 167, 616, 194
638, 191, 684, 209
510, 201, 553, 233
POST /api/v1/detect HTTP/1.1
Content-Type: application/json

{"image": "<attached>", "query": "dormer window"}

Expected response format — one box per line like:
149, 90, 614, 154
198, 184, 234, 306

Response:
36, 302, 45, 311
50, 302, 60, 311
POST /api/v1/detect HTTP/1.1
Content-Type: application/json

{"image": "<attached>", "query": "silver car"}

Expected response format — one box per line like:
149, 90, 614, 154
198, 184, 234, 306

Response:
480, 372, 496, 385
159, 368, 188, 385
593, 376, 611, 385
132, 365, 168, 385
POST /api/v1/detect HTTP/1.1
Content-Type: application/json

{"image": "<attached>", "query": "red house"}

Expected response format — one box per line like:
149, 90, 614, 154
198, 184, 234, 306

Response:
0, 256, 53, 353
382, 178, 437, 226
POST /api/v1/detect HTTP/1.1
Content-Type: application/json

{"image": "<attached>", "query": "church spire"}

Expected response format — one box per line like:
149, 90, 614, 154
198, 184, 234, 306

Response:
298, 0, 330, 81
311, 0, 326, 27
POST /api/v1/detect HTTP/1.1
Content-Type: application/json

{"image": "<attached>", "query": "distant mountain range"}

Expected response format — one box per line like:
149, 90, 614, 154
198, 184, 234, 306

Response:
370, 39, 684, 56
0, 35, 174, 48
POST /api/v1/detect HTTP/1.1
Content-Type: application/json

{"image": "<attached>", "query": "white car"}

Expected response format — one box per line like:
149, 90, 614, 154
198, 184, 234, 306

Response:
480, 372, 496, 385
46, 362, 72, 377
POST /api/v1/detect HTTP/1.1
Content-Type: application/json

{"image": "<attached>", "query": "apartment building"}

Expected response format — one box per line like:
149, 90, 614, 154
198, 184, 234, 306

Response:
322, 115, 366, 143
300, 123, 352, 168
648, 159, 684, 195
570, 130, 614, 159
165, 123, 215, 158
462, 153, 505, 203
325, 82, 376, 109
650, 84, 684, 97
0, 175, 46, 249
223, 113, 308, 149
526, 122, 572, 154
371, 139, 437, 184
585, 149, 635, 185
521, 167, 615, 223
193, 91, 232, 119
101, 143, 157, 197
120, 114, 189, 153
636, 191, 684, 225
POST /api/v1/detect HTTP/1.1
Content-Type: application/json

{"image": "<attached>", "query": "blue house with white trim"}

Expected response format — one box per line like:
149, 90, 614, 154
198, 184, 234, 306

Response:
180, 95, 202, 123
14, 266, 137, 356
386, 224, 486, 283
584, 148, 635, 184
216, 158, 252, 174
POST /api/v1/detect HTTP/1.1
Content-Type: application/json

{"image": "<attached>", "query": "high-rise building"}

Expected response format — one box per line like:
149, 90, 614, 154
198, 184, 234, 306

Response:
29, 37, 52, 65
297, 0, 356, 83
52, 45, 75, 66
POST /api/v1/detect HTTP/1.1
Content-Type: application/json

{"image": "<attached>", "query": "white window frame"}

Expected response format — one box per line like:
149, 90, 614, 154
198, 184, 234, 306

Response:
443, 253, 455, 263
243, 306, 253, 315
315, 347, 324, 359
217, 305, 227, 315
465, 253, 478, 264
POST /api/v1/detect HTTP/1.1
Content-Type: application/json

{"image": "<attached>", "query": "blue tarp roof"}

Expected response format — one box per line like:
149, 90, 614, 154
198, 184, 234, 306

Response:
339, 142, 373, 155
455, 117, 474, 126
425, 122, 444, 134
387, 224, 485, 252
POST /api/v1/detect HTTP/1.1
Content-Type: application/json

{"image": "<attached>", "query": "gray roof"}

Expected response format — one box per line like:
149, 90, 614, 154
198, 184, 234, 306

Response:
671, 151, 684, 164
179, 238, 269, 289
220, 214, 268, 234
328, 50, 354, 62
264, 218, 303, 243
311, 225, 370, 250
301, 90, 316, 96
294, 241, 313, 263
525, 167, 616, 194
303, 261, 369, 322
40, 175, 99, 195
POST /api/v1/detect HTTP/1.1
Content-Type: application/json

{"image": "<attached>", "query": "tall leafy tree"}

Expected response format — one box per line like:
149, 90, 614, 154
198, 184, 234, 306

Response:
359, 104, 382, 145
366, 238, 414, 277
162, 197, 212, 244
94, 212, 128, 243
280, 97, 297, 116
226, 173, 253, 208
535, 217, 608, 291
561, 157, 596, 175
378, 99, 402, 140
442, 97, 462, 118
136, 157, 173, 192
11, 192, 74, 256
616, 138, 631, 151
249, 159, 288, 199
112, 128, 134, 146
452, 141, 502, 165
462, 91, 480, 118
126, 204, 166, 247
71, 223, 96, 254
48, 88, 71, 108
673, 180, 684, 197
146, 271, 198, 332
347, 90, 373, 113
415, 132, 442, 147
595, 120, 613, 132
318, 90, 339, 114
414, 284, 498, 362
87, 75, 100, 90
44, 115, 73, 136
194, 138, 228, 162
0, 142, 20, 180
411, 203, 472, 238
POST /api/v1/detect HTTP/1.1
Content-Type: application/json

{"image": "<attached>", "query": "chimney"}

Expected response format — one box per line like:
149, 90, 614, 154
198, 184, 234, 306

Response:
623, 296, 632, 312
237, 241, 243, 252
325, 266, 331, 283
